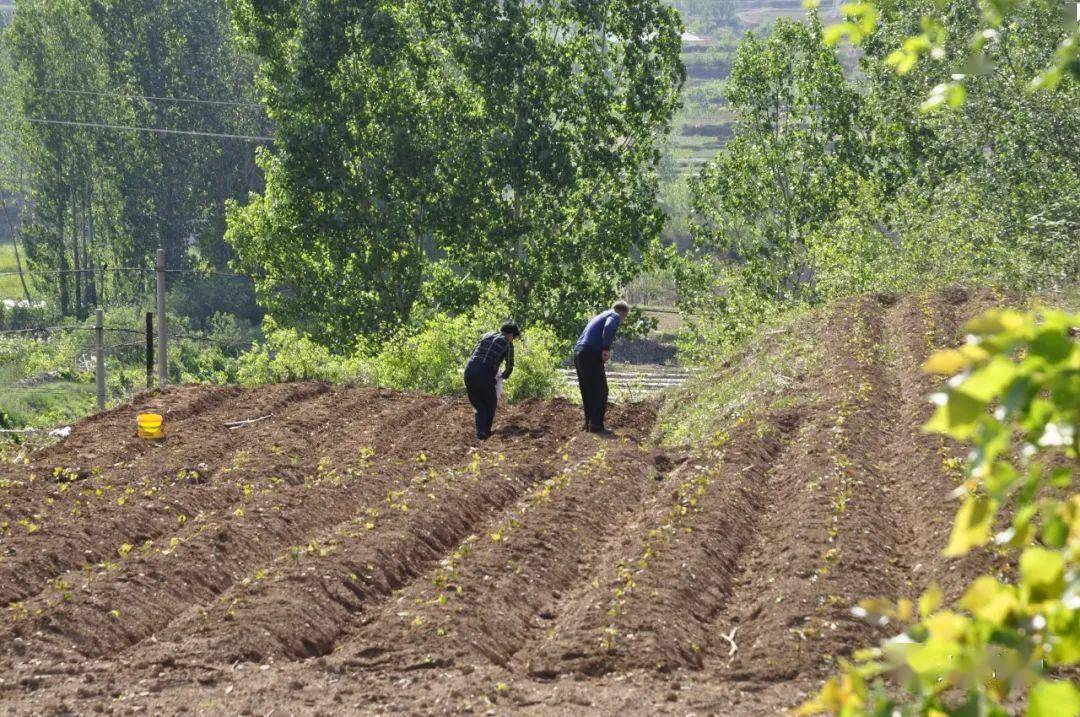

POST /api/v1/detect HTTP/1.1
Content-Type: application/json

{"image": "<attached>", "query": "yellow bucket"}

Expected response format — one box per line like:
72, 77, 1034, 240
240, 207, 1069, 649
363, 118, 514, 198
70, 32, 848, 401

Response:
137, 413, 164, 440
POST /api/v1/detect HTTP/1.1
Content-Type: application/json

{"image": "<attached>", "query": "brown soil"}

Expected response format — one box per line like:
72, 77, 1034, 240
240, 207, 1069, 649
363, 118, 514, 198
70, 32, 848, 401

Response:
0, 289, 1009, 715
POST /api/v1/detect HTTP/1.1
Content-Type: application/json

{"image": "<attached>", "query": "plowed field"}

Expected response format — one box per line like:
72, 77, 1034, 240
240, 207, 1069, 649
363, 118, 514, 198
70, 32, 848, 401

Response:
0, 290, 1005, 715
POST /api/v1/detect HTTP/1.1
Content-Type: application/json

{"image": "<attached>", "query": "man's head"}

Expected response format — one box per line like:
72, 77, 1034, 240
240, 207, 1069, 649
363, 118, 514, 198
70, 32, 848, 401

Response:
612, 300, 630, 318
501, 322, 522, 342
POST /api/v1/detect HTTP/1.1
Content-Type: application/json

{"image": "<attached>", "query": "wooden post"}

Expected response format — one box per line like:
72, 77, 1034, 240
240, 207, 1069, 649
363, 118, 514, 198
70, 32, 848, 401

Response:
94, 308, 105, 412
145, 312, 154, 390
156, 248, 167, 388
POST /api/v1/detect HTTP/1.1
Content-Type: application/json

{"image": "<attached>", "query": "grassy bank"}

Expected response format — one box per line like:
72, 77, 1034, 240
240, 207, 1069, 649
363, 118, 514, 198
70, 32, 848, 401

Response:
0, 240, 24, 301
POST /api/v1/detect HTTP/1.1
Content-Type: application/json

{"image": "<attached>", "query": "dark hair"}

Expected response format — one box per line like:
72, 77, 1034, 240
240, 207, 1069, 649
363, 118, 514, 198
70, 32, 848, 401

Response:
500, 322, 522, 338
613, 300, 630, 314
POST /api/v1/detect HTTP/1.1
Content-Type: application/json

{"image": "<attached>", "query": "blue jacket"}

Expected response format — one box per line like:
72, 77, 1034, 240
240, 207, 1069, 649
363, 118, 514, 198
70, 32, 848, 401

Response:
575, 310, 622, 353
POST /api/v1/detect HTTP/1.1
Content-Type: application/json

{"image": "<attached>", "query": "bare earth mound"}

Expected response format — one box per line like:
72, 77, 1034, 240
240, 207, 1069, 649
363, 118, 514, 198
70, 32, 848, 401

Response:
0, 289, 1006, 715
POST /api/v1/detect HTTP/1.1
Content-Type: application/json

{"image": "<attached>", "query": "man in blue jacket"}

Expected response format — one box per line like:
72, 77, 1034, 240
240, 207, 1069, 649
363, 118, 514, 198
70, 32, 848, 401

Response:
574, 301, 630, 435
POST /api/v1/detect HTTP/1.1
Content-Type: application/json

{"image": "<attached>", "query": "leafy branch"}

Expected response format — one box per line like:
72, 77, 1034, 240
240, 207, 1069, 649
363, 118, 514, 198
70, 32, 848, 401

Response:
809, 0, 1079, 111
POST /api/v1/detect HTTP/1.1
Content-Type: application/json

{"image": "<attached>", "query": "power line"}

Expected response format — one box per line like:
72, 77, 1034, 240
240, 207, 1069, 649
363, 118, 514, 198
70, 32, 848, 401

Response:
0, 267, 150, 278
0, 268, 258, 279
165, 269, 254, 279
167, 334, 252, 349
23, 117, 273, 143
34, 87, 265, 111
0, 325, 254, 347
0, 326, 144, 337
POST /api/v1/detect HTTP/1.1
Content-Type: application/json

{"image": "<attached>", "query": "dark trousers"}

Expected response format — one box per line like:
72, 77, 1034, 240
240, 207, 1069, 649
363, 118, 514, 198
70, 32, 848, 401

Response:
464, 363, 498, 438
574, 349, 608, 430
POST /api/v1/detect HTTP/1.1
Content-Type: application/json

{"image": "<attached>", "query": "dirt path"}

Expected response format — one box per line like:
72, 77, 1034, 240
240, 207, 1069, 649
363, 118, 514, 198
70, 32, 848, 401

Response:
0, 289, 1009, 715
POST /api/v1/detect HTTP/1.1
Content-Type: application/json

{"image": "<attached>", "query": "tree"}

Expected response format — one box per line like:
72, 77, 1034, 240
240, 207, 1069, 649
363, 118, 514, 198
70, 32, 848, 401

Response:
4, 0, 112, 317
2, 0, 265, 319
227, 0, 685, 347
831, 0, 1080, 291
677, 0, 1077, 360
0, 25, 31, 304
88, 0, 266, 275
689, 16, 863, 301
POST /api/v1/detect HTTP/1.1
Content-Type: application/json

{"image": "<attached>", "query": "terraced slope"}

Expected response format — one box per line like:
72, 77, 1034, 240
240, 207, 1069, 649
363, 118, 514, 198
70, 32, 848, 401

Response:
0, 289, 1005, 715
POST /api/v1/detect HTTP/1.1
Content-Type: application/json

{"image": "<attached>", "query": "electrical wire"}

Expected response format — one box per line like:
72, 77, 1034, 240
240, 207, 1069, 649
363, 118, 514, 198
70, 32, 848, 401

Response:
165, 269, 255, 279
23, 117, 273, 142
0, 268, 150, 278
0, 268, 260, 279
33, 87, 265, 111
0, 326, 146, 337
167, 333, 253, 349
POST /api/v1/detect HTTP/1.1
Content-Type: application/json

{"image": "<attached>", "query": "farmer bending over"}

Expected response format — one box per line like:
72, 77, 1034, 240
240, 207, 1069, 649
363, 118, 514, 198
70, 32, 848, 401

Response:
464, 322, 520, 440
574, 301, 630, 435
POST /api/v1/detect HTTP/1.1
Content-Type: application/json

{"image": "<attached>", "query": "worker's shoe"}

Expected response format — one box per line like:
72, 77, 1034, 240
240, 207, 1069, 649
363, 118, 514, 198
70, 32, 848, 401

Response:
588, 425, 614, 437
476, 431, 491, 440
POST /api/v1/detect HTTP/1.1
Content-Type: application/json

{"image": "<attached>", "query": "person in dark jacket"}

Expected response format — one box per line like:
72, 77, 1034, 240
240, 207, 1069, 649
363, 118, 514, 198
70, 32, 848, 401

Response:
464, 322, 520, 440
574, 301, 630, 435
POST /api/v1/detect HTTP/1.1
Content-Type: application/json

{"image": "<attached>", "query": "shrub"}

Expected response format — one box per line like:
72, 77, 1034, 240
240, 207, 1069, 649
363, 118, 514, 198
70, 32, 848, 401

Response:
805, 180, 1026, 300
0, 302, 55, 332
674, 255, 796, 366
500, 323, 565, 403
371, 292, 565, 402
236, 318, 372, 386
372, 312, 479, 396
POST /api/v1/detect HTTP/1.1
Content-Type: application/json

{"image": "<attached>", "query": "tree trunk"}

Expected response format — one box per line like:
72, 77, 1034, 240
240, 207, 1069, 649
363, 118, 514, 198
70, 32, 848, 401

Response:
57, 202, 70, 317
72, 190, 83, 319
513, 190, 530, 306
83, 184, 98, 309
0, 196, 32, 303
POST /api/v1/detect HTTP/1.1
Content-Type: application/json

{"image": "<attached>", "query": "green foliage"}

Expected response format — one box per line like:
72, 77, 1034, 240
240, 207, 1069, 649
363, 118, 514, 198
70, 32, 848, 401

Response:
0, 297, 53, 332
0, 306, 264, 429
801, 307, 1080, 716
236, 318, 370, 387
656, 310, 816, 447
0, 380, 95, 429
817, 0, 1080, 102
499, 324, 564, 404
804, 179, 1029, 297
0, 241, 25, 301
371, 293, 564, 403
668, 0, 739, 34
674, 254, 797, 364
227, 0, 685, 347
372, 315, 488, 397
235, 292, 565, 402
166, 275, 263, 330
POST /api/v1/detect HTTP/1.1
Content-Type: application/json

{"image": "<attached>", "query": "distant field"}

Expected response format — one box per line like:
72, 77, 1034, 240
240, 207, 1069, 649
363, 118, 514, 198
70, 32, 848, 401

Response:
642, 305, 683, 335
0, 240, 25, 301
0, 381, 96, 429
